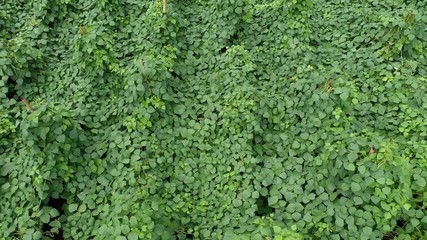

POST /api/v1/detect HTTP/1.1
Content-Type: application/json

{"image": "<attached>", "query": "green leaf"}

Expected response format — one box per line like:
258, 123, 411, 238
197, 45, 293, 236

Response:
303, 213, 313, 222
136, 83, 145, 92
242, 190, 251, 199
410, 218, 420, 227
50, 220, 61, 228
40, 213, 50, 224
335, 217, 344, 227
382, 187, 391, 195
174, 105, 186, 115
292, 212, 301, 220
300, 132, 309, 140
68, 204, 78, 213
50, 208, 60, 218
268, 195, 279, 205
259, 226, 271, 236
97, 176, 109, 186
362, 226, 372, 235
376, 177, 385, 184
371, 195, 381, 204
252, 191, 259, 198
78, 204, 87, 212
33, 231, 43, 240
414, 177, 426, 188
56, 134, 66, 143
129, 216, 138, 227
358, 166, 366, 174
292, 141, 300, 149
233, 198, 242, 207
347, 153, 358, 162
340, 91, 349, 101
151, 201, 159, 211
99, 225, 109, 235
351, 182, 361, 192
128, 232, 138, 240
0, 163, 15, 176
345, 163, 355, 171
327, 207, 334, 216
354, 196, 363, 205
184, 176, 194, 184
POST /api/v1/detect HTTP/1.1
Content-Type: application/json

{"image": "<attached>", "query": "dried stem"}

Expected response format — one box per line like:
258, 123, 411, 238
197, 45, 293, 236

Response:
163, 0, 167, 14
20, 97, 34, 112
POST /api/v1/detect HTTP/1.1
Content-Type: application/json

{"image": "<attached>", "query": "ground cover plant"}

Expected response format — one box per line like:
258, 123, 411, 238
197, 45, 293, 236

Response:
1, 0, 426, 239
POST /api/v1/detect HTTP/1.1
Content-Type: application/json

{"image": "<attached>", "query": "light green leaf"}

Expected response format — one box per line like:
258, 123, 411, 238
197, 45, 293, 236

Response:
345, 163, 355, 171
335, 217, 344, 227
40, 213, 50, 224
347, 153, 358, 162
351, 182, 361, 192
69, 204, 78, 212
50, 208, 60, 218
56, 134, 66, 143
340, 92, 349, 101
268, 195, 279, 205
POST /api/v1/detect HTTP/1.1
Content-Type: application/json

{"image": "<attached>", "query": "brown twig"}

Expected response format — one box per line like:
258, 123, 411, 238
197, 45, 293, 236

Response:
20, 97, 34, 112
162, 0, 167, 14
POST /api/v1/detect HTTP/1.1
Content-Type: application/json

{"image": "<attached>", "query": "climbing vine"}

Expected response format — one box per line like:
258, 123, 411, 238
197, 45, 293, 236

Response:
1, 0, 426, 239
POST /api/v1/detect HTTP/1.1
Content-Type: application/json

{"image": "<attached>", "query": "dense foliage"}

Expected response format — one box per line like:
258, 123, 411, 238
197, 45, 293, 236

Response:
1, 0, 426, 239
